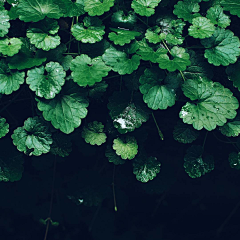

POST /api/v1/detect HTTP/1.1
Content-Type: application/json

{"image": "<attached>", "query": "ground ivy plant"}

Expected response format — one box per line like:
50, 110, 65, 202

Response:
1, 0, 240, 186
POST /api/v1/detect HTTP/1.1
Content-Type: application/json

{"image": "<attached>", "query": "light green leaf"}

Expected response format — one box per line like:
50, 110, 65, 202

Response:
7, 38, 47, 70
81, 121, 107, 146
206, 5, 231, 28
0, 9, 10, 37
201, 28, 240, 66
188, 17, 215, 39
180, 77, 239, 131
108, 28, 141, 46
57, 0, 85, 17
26, 62, 66, 99
226, 61, 240, 91
220, 0, 240, 18
219, 115, 240, 137
70, 54, 111, 87
111, 10, 137, 29
84, 0, 115, 16
11, 117, 53, 156
105, 145, 125, 165
17, 0, 63, 22
139, 67, 177, 110
173, 0, 201, 23
108, 91, 150, 134
71, 16, 105, 44
145, 26, 165, 44
156, 46, 191, 72
0, 37, 23, 56
184, 145, 214, 178
37, 80, 89, 134
131, 0, 161, 17
173, 120, 200, 143
102, 45, 141, 75
113, 136, 138, 160
0, 117, 9, 138
27, 18, 60, 51
228, 152, 240, 170
133, 156, 161, 183
0, 138, 24, 182
0, 59, 25, 95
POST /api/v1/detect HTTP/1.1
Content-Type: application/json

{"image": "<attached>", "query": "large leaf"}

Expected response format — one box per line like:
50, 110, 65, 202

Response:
131, 0, 161, 17
102, 45, 141, 75
220, 0, 240, 18
71, 16, 105, 44
0, 37, 23, 56
11, 117, 53, 156
0, 59, 25, 95
57, 0, 85, 17
26, 62, 66, 99
26, 18, 60, 51
70, 54, 111, 87
108, 91, 150, 134
0, 9, 10, 37
133, 156, 161, 183
180, 77, 239, 131
36, 80, 89, 134
184, 145, 214, 178
0, 117, 9, 138
84, 0, 115, 16
17, 0, 63, 22
201, 28, 240, 66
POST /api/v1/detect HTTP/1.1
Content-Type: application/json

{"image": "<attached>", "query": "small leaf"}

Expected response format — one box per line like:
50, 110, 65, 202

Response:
71, 16, 105, 44
105, 145, 125, 165
0, 37, 23, 56
180, 77, 239, 131
0, 117, 9, 138
84, 0, 115, 16
70, 54, 111, 87
0, 9, 10, 37
133, 156, 161, 183
26, 62, 66, 99
145, 26, 165, 44
228, 152, 240, 170
226, 60, 240, 91
131, 0, 161, 17
219, 115, 240, 137
81, 121, 107, 146
201, 28, 240, 66
0, 59, 25, 95
111, 10, 137, 28
113, 136, 138, 160
184, 145, 214, 178
88, 81, 108, 99
11, 117, 53, 156
188, 17, 215, 39
220, 0, 240, 18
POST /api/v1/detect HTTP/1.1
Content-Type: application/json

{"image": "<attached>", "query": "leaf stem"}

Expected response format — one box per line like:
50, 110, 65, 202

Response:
112, 165, 118, 212
136, 16, 150, 27
152, 112, 164, 140
202, 131, 208, 149
179, 70, 186, 82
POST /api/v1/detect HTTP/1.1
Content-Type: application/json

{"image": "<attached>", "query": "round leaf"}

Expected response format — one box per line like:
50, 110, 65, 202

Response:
84, 0, 115, 16
226, 61, 240, 91
228, 152, 240, 170
0, 9, 10, 37
220, 0, 240, 18
57, 0, 85, 17
131, 0, 161, 17
0, 37, 23, 56
105, 145, 125, 165
219, 115, 240, 137
0, 117, 9, 138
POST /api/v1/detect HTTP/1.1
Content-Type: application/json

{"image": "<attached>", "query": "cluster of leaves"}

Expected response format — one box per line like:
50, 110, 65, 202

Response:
1, 0, 240, 190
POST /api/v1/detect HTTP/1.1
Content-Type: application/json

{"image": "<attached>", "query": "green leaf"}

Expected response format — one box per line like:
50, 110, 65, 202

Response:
108, 91, 150, 134
84, 0, 115, 16
27, 18, 60, 51
173, 120, 200, 143
180, 77, 239, 131
36, 80, 89, 134
139, 67, 178, 110
0, 59, 25, 95
131, 0, 161, 17
206, 5, 231, 28
57, 0, 85, 17
81, 121, 107, 146
11, 117, 53, 156
105, 145, 125, 165
102, 45, 141, 75
88, 81, 108, 99
111, 10, 137, 29
70, 54, 111, 87
26, 62, 66, 99
201, 28, 240, 66
0, 37, 23, 56
219, 115, 240, 137
71, 16, 105, 44
108, 28, 141, 46
220, 0, 240, 18
113, 136, 138, 160
145, 26, 165, 44
188, 17, 215, 39
156, 46, 191, 72
173, 0, 201, 23
7, 38, 47, 70
0, 117, 9, 138
17, 0, 63, 22
0, 9, 10, 37
0, 138, 24, 182
184, 145, 214, 178
226, 61, 240, 91
133, 156, 161, 182
228, 152, 240, 170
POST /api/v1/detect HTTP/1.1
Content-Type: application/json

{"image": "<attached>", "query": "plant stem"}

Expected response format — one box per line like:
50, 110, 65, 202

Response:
112, 165, 118, 212
152, 112, 164, 140
202, 131, 208, 149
